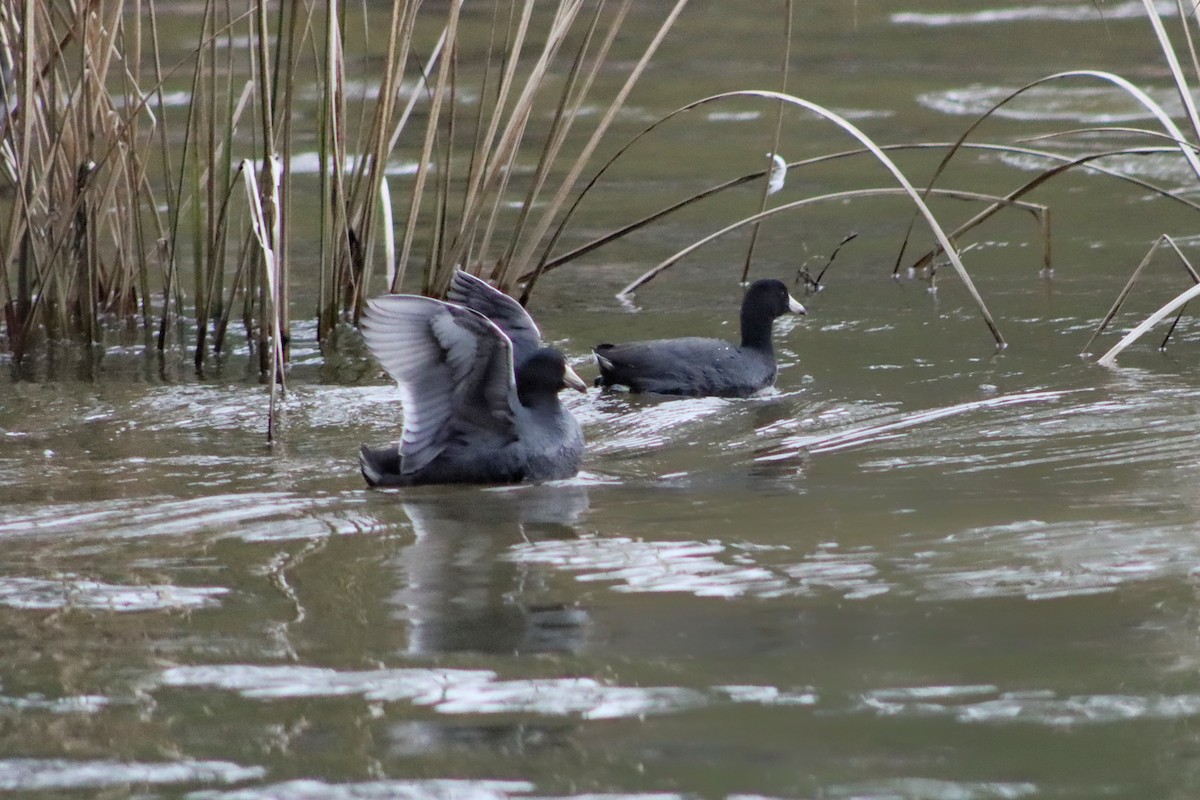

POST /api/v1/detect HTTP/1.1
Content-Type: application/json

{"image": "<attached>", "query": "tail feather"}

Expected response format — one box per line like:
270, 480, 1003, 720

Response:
593, 346, 619, 386
359, 443, 405, 487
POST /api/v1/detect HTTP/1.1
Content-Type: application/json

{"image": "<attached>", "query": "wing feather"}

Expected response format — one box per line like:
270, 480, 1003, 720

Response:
361, 295, 519, 475
446, 270, 542, 366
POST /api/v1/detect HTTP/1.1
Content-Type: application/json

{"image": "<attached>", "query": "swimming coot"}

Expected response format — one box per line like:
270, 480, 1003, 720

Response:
359, 293, 586, 487
593, 278, 805, 397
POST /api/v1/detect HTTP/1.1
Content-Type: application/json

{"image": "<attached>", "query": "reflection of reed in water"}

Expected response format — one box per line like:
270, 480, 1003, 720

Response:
390, 484, 591, 657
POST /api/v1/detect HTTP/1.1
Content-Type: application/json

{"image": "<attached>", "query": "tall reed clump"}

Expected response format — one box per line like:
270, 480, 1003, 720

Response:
0, 0, 695, 370
0, 0, 271, 366
0, 0, 162, 359
359, 0, 692, 308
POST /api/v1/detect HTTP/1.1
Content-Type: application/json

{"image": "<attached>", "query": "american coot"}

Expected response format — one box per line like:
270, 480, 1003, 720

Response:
593, 278, 806, 397
358, 291, 587, 487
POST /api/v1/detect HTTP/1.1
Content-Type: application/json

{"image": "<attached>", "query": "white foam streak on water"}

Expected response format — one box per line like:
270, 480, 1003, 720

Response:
158, 665, 705, 719
0, 493, 380, 543
0, 758, 264, 791
282, 151, 422, 177
189, 779, 539, 800
860, 685, 1200, 728
757, 390, 1073, 462
195, 782, 695, 800
160, 665, 498, 702
0, 575, 226, 611
892, 2, 1173, 26
822, 778, 1039, 800
157, 662, 1200, 734
717, 685, 817, 706
509, 515, 1196, 603
0, 694, 108, 713
508, 537, 791, 598
917, 84, 1179, 124
580, 396, 731, 456
998, 150, 1196, 185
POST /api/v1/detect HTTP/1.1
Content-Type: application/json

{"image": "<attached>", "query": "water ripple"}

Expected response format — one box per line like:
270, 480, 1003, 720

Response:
189, 780, 536, 800
823, 778, 1038, 799
0, 492, 378, 542
912, 518, 1199, 602
0, 758, 263, 791
999, 149, 1196, 185
859, 685, 1200, 727
192, 784, 1041, 800
509, 516, 1195, 603
158, 663, 1200, 737
851, 387, 1200, 476
0, 693, 107, 713
0, 575, 227, 611
757, 389, 1074, 462
158, 665, 705, 720
917, 84, 1178, 124
508, 537, 792, 598
893, 2, 1171, 26
579, 395, 732, 456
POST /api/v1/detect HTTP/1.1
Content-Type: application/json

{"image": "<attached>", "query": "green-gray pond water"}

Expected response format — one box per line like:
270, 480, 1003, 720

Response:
5, 1, 1200, 797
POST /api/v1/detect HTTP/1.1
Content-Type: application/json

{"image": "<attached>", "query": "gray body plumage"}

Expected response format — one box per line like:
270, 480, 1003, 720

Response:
593, 279, 805, 398
594, 337, 776, 397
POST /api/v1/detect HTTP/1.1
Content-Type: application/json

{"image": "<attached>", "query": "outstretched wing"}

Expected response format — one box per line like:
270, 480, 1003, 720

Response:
446, 270, 542, 366
361, 295, 520, 476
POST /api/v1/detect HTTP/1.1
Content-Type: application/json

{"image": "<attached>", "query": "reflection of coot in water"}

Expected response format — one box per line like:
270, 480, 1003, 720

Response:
358, 279, 586, 487
390, 484, 591, 656
594, 279, 805, 397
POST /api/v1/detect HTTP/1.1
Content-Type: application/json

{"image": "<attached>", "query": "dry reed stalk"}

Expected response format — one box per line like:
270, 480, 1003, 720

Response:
317, 0, 348, 338
1087, 2, 1200, 363
905, 147, 1179, 275
397, 0, 461, 297
501, 0, 690, 292
1083, 235, 1199, 357
1, 0, 700, 365
529, 139, 1200, 290
916, 70, 1200, 209
338, 1, 417, 311
615, 186, 1044, 294
1, 0, 175, 355
1145, 0, 1200, 159
488, 1, 612, 287
1096, 278, 1200, 366
419, 0, 565, 294
538, 89, 1005, 346
242, 156, 284, 439
437, 0, 537, 289
398, 0, 463, 297
740, 0, 792, 285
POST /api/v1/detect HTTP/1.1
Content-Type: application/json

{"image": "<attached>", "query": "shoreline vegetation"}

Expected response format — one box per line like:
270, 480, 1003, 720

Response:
0, 0, 694, 372
2, 0, 1200, 383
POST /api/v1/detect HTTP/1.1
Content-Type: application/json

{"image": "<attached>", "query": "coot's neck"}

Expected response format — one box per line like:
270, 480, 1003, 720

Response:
740, 306, 776, 352
518, 387, 561, 410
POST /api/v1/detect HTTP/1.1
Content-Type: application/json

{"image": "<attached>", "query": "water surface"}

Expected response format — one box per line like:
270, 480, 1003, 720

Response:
4, 2, 1200, 798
